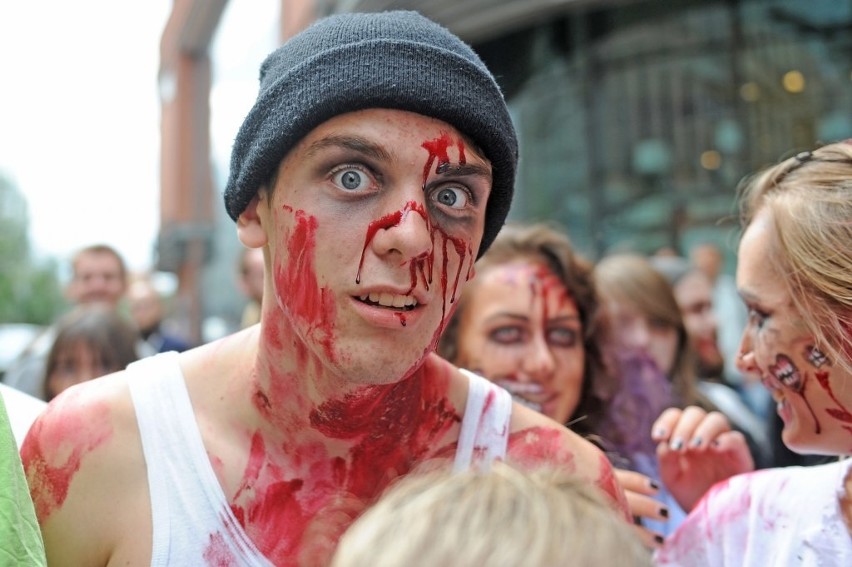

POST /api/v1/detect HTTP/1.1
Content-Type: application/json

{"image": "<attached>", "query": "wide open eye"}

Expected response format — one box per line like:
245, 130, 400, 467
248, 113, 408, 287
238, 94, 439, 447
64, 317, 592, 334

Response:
331, 166, 371, 192
433, 186, 470, 209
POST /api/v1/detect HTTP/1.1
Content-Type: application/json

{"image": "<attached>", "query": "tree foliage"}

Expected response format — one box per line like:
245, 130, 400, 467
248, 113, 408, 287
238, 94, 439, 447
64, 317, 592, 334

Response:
0, 173, 66, 324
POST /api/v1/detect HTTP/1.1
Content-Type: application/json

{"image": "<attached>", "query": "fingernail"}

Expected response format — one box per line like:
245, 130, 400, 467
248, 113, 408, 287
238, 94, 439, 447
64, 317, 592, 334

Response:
653, 427, 666, 439
654, 535, 664, 545
711, 439, 720, 448
670, 438, 683, 451
649, 479, 660, 490
659, 507, 669, 518
690, 437, 703, 448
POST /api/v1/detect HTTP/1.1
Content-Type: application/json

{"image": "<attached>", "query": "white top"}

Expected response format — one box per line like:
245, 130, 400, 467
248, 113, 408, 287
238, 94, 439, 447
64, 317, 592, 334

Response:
655, 459, 852, 566
127, 353, 512, 566
0, 383, 47, 448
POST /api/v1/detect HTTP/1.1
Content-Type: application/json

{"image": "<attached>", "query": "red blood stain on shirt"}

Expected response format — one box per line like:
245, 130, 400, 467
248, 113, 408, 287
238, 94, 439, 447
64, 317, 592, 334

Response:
20, 390, 113, 523
203, 532, 238, 567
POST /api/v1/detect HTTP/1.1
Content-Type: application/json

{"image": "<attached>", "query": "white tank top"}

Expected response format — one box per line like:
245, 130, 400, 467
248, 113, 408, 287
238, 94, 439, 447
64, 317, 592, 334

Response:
127, 353, 511, 566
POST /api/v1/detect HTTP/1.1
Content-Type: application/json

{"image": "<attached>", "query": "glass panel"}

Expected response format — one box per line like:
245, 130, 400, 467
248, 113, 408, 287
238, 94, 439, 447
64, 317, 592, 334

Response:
476, 0, 852, 265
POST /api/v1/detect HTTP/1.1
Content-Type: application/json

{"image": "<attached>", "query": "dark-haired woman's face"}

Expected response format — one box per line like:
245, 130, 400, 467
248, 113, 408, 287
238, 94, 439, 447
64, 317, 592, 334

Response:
46, 341, 115, 399
605, 299, 678, 377
454, 260, 585, 424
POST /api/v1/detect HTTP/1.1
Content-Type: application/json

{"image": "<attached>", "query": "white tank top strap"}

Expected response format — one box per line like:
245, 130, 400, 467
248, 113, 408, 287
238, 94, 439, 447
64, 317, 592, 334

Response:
453, 369, 513, 472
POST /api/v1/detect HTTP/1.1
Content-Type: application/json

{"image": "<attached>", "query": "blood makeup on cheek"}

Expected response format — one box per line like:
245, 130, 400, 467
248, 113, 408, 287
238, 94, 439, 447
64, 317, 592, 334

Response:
274, 207, 337, 363
769, 353, 821, 434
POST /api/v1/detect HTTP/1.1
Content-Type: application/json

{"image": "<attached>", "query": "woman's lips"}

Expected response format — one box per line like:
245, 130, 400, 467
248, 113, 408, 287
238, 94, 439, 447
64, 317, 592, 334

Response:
495, 379, 550, 414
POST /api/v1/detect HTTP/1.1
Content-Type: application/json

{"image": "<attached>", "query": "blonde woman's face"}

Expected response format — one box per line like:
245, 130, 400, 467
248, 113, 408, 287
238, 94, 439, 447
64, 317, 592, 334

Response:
737, 209, 852, 455
454, 261, 586, 425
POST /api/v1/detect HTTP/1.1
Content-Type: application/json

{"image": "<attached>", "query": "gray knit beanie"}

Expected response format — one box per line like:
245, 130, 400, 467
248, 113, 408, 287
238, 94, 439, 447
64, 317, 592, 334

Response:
223, 10, 518, 257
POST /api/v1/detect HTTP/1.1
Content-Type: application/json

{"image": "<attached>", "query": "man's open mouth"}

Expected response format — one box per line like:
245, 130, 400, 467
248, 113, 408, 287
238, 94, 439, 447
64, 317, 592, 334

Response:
357, 292, 418, 311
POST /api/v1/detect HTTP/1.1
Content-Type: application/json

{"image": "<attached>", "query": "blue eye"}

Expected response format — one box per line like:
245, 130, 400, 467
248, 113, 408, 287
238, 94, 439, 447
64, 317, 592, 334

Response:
331, 167, 370, 192
434, 186, 469, 209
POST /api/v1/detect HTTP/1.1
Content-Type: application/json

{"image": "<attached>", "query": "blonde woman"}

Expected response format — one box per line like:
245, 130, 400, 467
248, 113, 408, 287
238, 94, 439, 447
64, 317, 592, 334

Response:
654, 140, 852, 565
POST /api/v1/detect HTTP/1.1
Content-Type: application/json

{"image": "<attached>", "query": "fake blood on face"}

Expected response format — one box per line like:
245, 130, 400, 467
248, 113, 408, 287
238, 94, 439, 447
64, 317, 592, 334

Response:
274, 208, 337, 362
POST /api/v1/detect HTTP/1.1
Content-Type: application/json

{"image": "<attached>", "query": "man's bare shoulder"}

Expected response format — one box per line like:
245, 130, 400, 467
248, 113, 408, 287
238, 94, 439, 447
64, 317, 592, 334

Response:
507, 401, 628, 517
22, 372, 151, 566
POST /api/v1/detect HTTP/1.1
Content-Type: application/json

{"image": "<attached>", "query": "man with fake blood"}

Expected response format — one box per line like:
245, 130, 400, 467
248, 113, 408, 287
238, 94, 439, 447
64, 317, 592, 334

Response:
21, 11, 628, 567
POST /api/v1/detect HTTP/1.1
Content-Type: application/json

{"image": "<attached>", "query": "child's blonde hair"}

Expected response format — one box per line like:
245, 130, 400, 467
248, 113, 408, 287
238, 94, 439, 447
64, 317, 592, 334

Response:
332, 461, 650, 567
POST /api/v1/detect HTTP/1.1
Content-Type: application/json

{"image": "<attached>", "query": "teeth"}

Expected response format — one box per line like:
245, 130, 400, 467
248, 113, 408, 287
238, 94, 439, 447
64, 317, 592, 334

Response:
511, 394, 543, 413
361, 292, 416, 308
496, 380, 544, 395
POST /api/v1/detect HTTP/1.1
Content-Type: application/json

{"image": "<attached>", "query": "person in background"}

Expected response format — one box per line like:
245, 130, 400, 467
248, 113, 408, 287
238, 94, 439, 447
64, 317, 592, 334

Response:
3, 244, 136, 399
238, 246, 265, 328
43, 304, 141, 401
689, 241, 769, 415
593, 253, 733, 536
655, 140, 852, 565
127, 276, 192, 354
331, 461, 651, 567
438, 222, 668, 547
649, 255, 771, 467
22, 12, 625, 566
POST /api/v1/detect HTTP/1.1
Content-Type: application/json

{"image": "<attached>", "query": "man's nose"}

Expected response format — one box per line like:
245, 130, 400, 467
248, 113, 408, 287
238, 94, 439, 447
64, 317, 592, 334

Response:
370, 201, 433, 261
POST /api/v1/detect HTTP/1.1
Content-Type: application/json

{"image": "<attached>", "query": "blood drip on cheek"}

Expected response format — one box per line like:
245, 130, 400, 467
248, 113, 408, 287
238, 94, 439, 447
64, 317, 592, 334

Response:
814, 371, 852, 432
275, 208, 337, 363
20, 394, 113, 523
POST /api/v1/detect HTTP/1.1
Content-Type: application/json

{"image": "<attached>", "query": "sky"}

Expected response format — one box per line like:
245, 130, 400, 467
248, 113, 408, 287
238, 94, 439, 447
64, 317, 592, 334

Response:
0, 1, 171, 274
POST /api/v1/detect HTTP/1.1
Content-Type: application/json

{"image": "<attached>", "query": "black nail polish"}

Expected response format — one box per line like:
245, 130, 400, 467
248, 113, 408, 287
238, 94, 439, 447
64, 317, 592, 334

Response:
670, 438, 683, 451
660, 507, 669, 518
649, 479, 660, 490
654, 534, 664, 545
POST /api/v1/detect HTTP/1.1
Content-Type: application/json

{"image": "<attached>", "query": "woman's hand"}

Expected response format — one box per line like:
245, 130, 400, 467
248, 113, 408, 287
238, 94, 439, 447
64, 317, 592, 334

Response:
615, 468, 667, 549
652, 406, 755, 512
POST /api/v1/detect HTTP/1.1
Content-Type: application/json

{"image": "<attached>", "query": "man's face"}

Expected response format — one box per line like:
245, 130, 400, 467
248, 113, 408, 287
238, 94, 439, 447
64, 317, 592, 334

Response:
258, 109, 492, 383
673, 271, 724, 377
67, 251, 126, 306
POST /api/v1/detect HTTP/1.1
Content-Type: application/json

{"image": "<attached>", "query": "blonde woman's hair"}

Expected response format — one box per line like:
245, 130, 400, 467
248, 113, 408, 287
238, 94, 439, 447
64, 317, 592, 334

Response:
331, 462, 650, 567
738, 140, 852, 375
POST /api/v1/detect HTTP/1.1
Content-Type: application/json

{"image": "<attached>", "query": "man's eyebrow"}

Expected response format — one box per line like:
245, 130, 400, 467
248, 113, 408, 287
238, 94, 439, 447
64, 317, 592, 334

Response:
304, 134, 392, 162
437, 162, 492, 179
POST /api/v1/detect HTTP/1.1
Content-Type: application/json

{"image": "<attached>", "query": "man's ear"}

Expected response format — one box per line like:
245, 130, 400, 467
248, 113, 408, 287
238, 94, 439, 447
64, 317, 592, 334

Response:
237, 193, 268, 248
